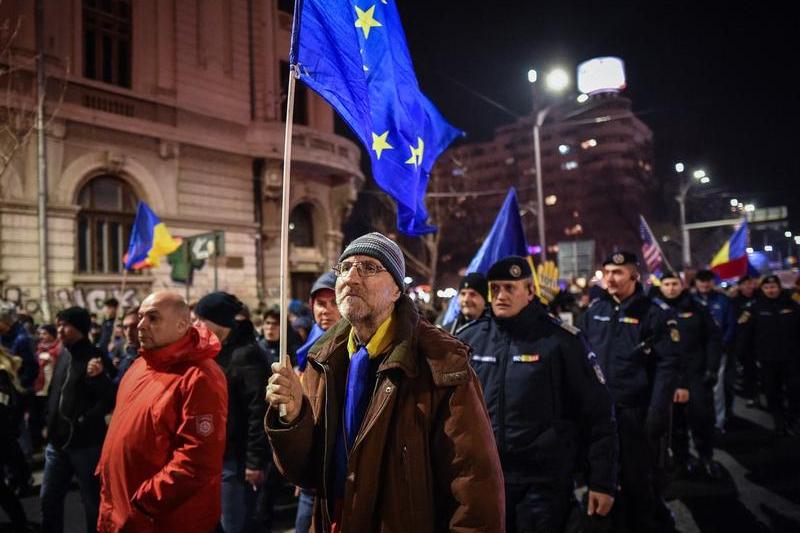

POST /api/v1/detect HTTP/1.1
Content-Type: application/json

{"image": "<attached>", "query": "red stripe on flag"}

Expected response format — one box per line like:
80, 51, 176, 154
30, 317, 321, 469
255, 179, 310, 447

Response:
711, 255, 748, 280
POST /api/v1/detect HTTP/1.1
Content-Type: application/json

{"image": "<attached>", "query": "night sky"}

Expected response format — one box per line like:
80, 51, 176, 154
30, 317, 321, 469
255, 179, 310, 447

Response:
394, 1, 800, 230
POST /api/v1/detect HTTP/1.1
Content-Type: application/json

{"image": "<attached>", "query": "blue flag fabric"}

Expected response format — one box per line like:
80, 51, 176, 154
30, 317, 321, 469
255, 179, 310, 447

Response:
290, 0, 463, 235
442, 188, 529, 324
295, 322, 325, 372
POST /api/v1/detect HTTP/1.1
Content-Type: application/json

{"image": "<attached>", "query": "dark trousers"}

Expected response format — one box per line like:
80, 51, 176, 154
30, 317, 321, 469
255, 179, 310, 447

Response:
40, 443, 101, 533
739, 351, 760, 399
760, 360, 800, 421
217, 457, 259, 533
673, 379, 715, 461
0, 474, 27, 528
611, 407, 656, 533
504, 480, 574, 533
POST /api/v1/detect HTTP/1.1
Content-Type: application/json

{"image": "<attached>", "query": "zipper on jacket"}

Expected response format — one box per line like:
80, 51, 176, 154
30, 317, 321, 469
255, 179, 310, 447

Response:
401, 443, 416, 529
57, 358, 75, 449
350, 374, 392, 453
313, 359, 334, 529
499, 338, 507, 453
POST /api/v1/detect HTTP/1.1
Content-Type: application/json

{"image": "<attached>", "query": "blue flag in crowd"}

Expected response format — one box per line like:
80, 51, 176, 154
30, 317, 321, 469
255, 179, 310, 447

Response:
290, 0, 463, 235
295, 322, 325, 372
442, 188, 529, 324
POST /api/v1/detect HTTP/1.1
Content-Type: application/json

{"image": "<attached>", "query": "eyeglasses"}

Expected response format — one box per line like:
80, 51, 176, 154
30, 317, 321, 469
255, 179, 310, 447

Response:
332, 260, 386, 278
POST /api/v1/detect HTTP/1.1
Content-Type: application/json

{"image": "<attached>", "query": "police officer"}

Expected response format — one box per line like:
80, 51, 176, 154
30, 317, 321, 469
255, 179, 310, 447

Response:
658, 271, 723, 478
736, 275, 800, 436
444, 272, 489, 334
578, 251, 680, 533
693, 269, 736, 431
732, 275, 759, 406
457, 256, 618, 532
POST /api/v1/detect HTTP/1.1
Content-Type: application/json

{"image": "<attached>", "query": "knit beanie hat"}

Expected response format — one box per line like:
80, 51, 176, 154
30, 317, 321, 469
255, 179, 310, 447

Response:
339, 232, 405, 290
56, 306, 92, 337
195, 292, 243, 329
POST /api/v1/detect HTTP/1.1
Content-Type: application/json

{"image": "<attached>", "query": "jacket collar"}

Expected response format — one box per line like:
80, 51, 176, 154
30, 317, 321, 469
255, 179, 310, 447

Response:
310, 296, 421, 379
140, 325, 221, 371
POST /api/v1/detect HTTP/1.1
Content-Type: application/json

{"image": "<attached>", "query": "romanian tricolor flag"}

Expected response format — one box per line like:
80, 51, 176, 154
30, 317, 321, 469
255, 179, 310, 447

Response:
710, 219, 748, 280
124, 201, 181, 270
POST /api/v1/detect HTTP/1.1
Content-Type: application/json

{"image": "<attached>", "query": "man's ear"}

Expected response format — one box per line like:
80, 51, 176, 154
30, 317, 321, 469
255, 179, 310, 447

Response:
392, 285, 402, 302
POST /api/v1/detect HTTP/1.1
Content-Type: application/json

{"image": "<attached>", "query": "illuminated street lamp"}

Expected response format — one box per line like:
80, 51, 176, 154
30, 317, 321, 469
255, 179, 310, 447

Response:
675, 163, 712, 266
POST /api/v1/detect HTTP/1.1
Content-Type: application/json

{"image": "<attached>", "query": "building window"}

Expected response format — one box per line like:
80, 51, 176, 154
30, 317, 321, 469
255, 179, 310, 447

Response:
83, 0, 132, 88
77, 176, 138, 274
289, 203, 314, 247
280, 60, 308, 125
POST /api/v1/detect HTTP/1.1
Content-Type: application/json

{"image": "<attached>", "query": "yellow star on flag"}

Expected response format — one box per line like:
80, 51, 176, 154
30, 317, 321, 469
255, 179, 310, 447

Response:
405, 137, 424, 168
354, 5, 382, 39
371, 131, 393, 160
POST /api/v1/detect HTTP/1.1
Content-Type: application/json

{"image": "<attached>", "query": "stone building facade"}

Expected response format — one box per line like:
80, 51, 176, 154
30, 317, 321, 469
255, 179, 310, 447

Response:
0, 0, 363, 319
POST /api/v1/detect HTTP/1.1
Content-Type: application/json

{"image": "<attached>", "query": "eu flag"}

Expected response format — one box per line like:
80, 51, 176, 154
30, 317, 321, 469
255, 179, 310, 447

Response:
442, 188, 529, 324
291, 0, 463, 235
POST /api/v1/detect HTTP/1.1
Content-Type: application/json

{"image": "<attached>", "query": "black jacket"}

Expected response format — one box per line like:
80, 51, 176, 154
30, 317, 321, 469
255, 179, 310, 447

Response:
577, 285, 680, 413
662, 291, 722, 387
46, 337, 115, 450
216, 320, 271, 470
736, 292, 800, 363
457, 301, 618, 494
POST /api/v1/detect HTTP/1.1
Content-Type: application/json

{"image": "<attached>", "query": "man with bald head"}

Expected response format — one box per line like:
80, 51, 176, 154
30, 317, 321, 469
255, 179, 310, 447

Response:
96, 291, 228, 532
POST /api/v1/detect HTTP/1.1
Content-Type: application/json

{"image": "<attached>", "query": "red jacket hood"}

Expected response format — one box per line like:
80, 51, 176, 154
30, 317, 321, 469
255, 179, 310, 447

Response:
140, 326, 220, 371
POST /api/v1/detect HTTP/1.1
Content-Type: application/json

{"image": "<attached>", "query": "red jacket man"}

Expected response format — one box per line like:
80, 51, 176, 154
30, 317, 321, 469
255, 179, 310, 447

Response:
96, 291, 228, 532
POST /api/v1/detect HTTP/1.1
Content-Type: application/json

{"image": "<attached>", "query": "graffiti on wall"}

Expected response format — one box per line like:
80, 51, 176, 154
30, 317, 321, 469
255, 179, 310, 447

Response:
0, 285, 147, 318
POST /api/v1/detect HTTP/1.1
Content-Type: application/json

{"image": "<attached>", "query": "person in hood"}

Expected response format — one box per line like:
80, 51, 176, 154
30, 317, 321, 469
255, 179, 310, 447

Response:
265, 232, 504, 532
457, 256, 617, 532
96, 291, 228, 532
42, 306, 115, 533
194, 292, 270, 533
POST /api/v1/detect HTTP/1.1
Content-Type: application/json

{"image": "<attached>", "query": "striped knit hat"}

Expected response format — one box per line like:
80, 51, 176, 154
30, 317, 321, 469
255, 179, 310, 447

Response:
339, 232, 405, 290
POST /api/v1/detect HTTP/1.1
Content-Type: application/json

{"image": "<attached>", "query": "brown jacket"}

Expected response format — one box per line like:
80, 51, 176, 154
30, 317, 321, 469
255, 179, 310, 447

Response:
266, 296, 504, 532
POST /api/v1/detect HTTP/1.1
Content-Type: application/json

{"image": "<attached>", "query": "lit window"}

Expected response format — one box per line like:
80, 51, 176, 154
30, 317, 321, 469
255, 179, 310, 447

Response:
580, 139, 597, 149
558, 144, 570, 155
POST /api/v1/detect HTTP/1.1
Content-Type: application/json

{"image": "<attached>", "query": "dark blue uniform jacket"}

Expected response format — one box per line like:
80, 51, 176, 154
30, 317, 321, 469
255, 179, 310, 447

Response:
578, 285, 680, 413
663, 291, 722, 387
457, 301, 618, 494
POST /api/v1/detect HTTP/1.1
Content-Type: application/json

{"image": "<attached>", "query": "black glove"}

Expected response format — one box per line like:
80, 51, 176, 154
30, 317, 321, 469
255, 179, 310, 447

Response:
645, 408, 670, 441
702, 370, 718, 388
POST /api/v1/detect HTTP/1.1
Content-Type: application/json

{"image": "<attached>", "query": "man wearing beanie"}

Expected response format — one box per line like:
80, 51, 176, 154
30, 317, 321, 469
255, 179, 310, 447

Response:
266, 232, 504, 532
457, 256, 617, 532
444, 272, 489, 334
96, 291, 228, 532
194, 292, 270, 533
658, 272, 723, 478
736, 276, 800, 435
41, 306, 114, 533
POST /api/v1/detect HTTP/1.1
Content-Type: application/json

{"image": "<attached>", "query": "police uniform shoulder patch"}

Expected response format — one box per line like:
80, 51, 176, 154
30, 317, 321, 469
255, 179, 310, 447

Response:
651, 297, 671, 312
670, 327, 681, 343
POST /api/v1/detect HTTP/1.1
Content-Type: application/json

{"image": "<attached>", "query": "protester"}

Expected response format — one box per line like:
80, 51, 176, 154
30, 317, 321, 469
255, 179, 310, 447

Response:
0, 303, 38, 405
265, 232, 504, 532
0, 346, 30, 531
96, 291, 228, 532
457, 256, 617, 531
95, 298, 119, 353
293, 271, 342, 533
443, 272, 488, 334
258, 306, 300, 367
30, 324, 62, 451
578, 252, 680, 533
41, 306, 115, 533
194, 292, 270, 533
658, 271, 723, 478
108, 308, 139, 386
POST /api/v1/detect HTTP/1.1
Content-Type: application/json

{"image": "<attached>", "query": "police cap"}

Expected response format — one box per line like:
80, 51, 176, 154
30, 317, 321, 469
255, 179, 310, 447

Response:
602, 251, 639, 267
487, 256, 532, 282
760, 275, 780, 287
660, 271, 681, 282
459, 272, 488, 301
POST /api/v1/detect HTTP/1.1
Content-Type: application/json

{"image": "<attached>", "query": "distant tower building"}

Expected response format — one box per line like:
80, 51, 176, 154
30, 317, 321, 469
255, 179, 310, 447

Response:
433, 90, 654, 281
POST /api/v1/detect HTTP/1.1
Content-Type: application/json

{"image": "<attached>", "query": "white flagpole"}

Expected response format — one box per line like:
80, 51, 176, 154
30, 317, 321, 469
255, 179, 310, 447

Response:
278, 65, 299, 417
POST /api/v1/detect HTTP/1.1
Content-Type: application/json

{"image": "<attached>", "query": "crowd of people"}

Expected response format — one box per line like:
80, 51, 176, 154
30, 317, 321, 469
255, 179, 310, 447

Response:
0, 230, 798, 532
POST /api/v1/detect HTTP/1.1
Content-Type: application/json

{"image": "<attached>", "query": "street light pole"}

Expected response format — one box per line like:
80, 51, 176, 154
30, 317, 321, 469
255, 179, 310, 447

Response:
533, 109, 548, 261
677, 184, 691, 266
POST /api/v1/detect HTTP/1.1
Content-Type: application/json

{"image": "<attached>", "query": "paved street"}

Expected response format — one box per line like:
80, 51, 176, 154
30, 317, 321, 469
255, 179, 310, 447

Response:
2, 395, 799, 532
